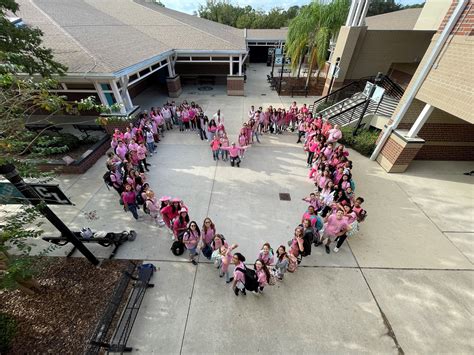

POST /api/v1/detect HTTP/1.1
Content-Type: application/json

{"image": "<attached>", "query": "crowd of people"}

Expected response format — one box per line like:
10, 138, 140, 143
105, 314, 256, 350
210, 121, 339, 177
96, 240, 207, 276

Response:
102, 99, 367, 297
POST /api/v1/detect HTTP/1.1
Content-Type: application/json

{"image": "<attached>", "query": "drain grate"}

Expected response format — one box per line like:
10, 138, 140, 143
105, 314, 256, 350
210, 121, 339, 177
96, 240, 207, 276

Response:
261, 93, 266, 96
279, 193, 291, 201
198, 86, 213, 91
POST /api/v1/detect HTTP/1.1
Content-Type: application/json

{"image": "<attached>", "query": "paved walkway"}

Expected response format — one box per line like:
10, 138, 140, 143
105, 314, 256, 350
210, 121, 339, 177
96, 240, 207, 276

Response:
23, 64, 474, 353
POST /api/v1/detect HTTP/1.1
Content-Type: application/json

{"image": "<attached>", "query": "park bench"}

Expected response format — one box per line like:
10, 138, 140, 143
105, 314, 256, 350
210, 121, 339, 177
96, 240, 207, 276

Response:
25, 124, 63, 133
42, 230, 136, 259
87, 262, 156, 354
73, 124, 105, 138
291, 86, 309, 97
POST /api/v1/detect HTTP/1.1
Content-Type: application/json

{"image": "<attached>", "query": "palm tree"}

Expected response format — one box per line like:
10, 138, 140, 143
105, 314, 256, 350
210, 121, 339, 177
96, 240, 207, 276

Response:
286, 0, 350, 88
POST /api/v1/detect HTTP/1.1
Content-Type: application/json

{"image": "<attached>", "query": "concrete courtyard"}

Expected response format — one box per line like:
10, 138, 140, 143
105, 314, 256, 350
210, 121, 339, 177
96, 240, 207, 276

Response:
18, 64, 474, 354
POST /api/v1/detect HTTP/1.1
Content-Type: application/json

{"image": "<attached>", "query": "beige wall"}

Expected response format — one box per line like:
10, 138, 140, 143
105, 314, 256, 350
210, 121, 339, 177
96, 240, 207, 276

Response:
330, 26, 365, 84
345, 29, 434, 79
416, 35, 474, 123
414, 0, 452, 31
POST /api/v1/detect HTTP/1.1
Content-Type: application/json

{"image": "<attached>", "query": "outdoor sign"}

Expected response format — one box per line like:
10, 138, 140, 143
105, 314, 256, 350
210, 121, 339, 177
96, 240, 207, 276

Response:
329, 63, 341, 78
371, 86, 385, 104
0, 182, 72, 205
274, 56, 291, 65
362, 82, 374, 97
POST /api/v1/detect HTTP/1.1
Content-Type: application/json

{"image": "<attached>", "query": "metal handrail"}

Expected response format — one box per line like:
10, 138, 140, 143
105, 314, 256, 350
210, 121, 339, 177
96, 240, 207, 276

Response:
326, 99, 368, 125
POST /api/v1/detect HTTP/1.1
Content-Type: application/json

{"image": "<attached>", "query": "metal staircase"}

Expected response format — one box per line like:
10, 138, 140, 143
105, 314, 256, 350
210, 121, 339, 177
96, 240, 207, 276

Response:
309, 75, 405, 127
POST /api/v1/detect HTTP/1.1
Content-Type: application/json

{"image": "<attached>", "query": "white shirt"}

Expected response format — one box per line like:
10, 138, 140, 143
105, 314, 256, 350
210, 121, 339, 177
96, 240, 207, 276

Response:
213, 112, 224, 124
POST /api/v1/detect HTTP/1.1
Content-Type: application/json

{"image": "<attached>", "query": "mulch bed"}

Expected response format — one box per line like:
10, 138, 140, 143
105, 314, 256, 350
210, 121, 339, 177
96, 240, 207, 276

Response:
0, 257, 135, 354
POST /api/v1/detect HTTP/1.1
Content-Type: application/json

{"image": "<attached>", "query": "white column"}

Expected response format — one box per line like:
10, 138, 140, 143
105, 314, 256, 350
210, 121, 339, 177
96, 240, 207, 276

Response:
346, 0, 358, 26
118, 76, 133, 111
110, 80, 126, 114
358, 0, 371, 26
407, 104, 434, 138
229, 56, 233, 75
352, 0, 364, 26
167, 57, 175, 77
238, 54, 242, 76
93, 82, 108, 106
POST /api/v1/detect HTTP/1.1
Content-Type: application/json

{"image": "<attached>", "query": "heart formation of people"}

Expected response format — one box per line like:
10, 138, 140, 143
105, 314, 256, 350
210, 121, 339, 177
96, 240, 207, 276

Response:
104, 100, 367, 296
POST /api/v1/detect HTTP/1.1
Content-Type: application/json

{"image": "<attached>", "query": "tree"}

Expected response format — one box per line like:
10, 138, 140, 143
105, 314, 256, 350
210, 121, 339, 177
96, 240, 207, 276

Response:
286, 0, 350, 87
367, 0, 401, 16
0, 0, 113, 293
198, 0, 300, 29
366, 0, 425, 17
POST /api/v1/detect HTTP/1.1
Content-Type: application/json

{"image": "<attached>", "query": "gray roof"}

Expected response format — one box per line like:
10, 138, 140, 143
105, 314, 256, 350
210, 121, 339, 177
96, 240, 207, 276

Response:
246, 28, 288, 41
17, 0, 246, 75
364, 8, 423, 30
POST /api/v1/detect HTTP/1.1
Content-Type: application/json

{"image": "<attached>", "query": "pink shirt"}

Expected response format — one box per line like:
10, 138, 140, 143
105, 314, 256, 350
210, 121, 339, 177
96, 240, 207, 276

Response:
257, 251, 274, 266
116, 145, 128, 160
256, 269, 268, 287
146, 198, 159, 213
233, 262, 246, 282
328, 128, 342, 143
202, 228, 215, 245
137, 145, 146, 160
324, 214, 349, 237
222, 146, 247, 157
183, 230, 200, 249
210, 140, 220, 151
121, 191, 136, 205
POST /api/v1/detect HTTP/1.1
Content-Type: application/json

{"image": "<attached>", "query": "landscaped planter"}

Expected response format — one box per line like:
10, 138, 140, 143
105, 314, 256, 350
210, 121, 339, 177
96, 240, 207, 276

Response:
36, 135, 111, 174
97, 107, 140, 135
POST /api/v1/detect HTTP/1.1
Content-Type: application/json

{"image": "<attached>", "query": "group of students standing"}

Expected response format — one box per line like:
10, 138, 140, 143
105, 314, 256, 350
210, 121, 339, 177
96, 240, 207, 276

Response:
102, 98, 367, 297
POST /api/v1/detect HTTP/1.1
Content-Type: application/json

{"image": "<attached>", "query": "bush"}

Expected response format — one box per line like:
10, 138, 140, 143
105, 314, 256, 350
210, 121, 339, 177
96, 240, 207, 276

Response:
0, 313, 17, 352
1, 131, 81, 157
340, 126, 379, 157
315, 101, 334, 113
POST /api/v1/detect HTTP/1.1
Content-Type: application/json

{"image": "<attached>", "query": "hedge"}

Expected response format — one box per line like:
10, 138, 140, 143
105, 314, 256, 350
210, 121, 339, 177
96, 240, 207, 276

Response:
340, 126, 379, 157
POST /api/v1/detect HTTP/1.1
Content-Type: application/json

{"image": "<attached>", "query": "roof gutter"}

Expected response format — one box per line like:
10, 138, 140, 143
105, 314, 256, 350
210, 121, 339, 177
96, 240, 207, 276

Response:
174, 49, 247, 55
370, 0, 469, 161
113, 49, 175, 78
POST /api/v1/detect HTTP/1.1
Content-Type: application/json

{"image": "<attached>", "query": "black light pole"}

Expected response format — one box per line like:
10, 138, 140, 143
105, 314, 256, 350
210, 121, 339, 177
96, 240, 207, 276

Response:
326, 57, 340, 103
0, 164, 100, 265
278, 54, 286, 95
353, 72, 383, 136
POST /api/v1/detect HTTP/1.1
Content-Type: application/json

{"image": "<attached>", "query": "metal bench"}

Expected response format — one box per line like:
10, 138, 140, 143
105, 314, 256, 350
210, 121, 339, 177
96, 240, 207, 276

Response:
25, 124, 63, 133
73, 124, 105, 138
42, 230, 136, 259
88, 263, 156, 354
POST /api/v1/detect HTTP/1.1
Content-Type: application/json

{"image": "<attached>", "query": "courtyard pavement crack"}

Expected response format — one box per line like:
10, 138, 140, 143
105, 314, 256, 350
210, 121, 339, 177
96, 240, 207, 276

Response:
179, 160, 219, 355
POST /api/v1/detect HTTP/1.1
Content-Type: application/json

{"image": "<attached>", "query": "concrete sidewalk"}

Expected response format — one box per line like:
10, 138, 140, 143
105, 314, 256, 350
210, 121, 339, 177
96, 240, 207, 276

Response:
10, 63, 474, 354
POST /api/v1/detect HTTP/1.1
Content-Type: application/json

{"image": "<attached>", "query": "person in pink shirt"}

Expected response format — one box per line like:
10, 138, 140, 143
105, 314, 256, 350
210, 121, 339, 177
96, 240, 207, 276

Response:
211, 234, 228, 251
201, 217, 216, 247
253, 259, 270, 294
210, 135, 220, 161
172, 208, 189, 240
317, 170, 331, 191
183, 221, 200, 265
322, 209, 350, 254
113, 129, 124, 141
145, 190, 164, 226
322, 119, 332, 137
219, 134, 230, 161
238, 133, 247, 157
232, 252, 247, 296
289, 227, 305, 264
217, 243, 239, 283
221, 143, 249, 167
302, 192, 322, 211
121, 184, 139, 220
116, 141, 128, 161
137, 142, 150, 172
257, 243, 274, 266
321, 143, 334, 160
128, 139, 138, 153
327, 124, 342, 144
123, 127, 132, 143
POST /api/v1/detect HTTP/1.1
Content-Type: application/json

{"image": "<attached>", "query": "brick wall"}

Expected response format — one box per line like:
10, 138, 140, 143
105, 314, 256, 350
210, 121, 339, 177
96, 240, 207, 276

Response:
416, 145, 474, 160
227, 76, 244, 96
438, 0, 474, 35
38, 137, 111, 174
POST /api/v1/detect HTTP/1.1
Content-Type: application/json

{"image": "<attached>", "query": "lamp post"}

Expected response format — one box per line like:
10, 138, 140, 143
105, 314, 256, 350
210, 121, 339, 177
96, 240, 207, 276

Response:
0, 163, 100, 266
278, 54, 286, 95
353, 72, 383, 136
326, 57, 340, 103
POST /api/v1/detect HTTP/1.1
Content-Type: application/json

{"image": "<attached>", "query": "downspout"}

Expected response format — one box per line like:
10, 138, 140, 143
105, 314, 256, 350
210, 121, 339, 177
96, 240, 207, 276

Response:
346, 0, 358, 26
370, 0, 469, 161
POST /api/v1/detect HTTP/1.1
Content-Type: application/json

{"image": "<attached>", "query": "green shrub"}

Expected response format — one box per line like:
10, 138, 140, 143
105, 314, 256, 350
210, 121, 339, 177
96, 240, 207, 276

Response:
340, 126, 379, 157
315, 101, 334, 113
0, 313, 17, 353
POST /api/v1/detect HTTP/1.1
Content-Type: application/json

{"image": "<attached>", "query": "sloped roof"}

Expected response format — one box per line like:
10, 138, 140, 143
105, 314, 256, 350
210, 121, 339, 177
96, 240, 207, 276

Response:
246, 28, 288, 41
364, 8, 423, 30
16, 0, 246, 75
